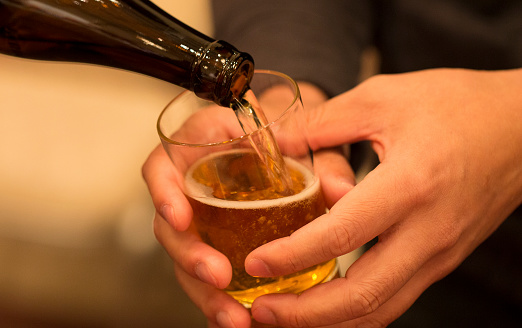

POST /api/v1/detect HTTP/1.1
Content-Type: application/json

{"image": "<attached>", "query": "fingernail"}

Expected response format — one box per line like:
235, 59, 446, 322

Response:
338, 177, 355, 189
216, 311, 236, 328
246, 258, 273, 277
160, 204, 176, 229
252, 306, 277, 326
195, 262, 218, 287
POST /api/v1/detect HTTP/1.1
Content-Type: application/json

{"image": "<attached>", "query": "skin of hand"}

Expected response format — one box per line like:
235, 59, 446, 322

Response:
246, 68, 522, 327
143, 68, 522, 327
143, 82, 338, 328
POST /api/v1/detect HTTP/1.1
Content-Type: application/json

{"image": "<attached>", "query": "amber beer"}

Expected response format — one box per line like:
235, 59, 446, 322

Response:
185, 149, 338, 307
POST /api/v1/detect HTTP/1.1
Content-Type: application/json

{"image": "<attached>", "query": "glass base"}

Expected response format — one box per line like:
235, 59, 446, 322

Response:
227, 258, 339, 308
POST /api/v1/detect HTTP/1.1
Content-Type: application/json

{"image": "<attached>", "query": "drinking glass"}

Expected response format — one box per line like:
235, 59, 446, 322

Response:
157, 70, 338, 308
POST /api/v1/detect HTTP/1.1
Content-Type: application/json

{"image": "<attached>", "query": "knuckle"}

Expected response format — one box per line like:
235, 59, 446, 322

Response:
141, 159, 149, 180
287, 303, 315, 328
416, 211, 462, 260
425, 219, 464, 276
141, 150, 159, 182
356, 74, 393, 102
152, 215, 163, 242
284, 244, 307, 273
400, 167, 434, 209
326, 222, 352, 257
343, 282, 384, 319
433, 218, 460, 251
325, 214, 366, 257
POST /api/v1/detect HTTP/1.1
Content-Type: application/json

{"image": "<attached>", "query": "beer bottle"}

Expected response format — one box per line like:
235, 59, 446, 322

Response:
0, 0, 254, 106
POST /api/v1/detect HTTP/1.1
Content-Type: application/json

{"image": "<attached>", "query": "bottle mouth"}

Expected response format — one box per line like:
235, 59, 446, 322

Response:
192, 40, 254, 107
222, 52, 255, 105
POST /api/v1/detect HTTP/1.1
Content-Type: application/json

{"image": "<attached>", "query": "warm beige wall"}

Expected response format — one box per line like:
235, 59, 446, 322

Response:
0, 0, 213, 248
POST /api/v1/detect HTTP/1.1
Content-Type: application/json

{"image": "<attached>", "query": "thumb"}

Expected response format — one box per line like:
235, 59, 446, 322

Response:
306, 83, 382, 151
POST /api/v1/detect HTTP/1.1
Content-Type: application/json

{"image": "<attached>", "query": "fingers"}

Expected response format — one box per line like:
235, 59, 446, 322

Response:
250, 217, 455, 328
251, 263, 426, 328
313, 148, 355, 208
153, 195, 251, 327
245, 165, 403, 277
142, 144, 193, 231
153, 212, 232, 290
174, 264, 252, 328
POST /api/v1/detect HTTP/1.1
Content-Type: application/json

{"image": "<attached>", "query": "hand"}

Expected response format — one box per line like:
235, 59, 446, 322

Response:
143, 83, 339, 328
144, 105, 253, 327
246, 68, 522, 327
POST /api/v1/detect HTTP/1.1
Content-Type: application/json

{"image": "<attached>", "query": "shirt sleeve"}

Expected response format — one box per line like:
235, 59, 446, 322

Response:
211, 0, 374, 97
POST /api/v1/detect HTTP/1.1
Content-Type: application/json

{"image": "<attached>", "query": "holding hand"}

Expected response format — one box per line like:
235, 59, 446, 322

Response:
142, 80, 348, 328
247, 68, 522, 327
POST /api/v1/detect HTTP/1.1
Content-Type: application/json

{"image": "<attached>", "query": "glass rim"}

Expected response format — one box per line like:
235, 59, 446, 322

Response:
157, 69, 301, 148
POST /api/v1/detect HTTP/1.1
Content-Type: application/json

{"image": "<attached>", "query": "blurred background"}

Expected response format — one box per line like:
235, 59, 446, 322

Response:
0, 0, 211, 326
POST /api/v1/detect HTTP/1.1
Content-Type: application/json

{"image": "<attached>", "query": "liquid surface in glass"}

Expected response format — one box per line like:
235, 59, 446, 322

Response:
185, 150, 337, 307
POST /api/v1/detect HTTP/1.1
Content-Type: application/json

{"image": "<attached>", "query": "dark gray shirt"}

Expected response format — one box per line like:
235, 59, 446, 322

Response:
213, 0, 522, 96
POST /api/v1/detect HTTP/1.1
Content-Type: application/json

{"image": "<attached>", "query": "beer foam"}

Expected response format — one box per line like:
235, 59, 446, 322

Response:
184, 149, 319, 209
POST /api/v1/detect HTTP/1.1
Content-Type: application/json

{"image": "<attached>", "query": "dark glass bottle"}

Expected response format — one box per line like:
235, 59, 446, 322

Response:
0, 0, 254, 106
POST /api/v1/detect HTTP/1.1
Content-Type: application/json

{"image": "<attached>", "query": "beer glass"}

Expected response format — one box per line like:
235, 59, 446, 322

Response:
157, 70, 338, 308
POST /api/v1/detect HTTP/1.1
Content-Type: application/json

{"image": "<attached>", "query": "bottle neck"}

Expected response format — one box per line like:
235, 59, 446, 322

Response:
0, 0, 254, 107
193, 40, 254, 107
